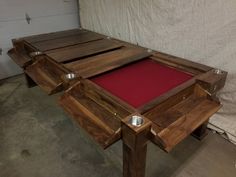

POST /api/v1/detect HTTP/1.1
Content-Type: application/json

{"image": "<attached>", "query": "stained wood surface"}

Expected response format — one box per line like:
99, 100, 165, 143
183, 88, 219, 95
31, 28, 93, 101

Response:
24, 29, 88, 44
153, 52, 212, 73
46, 39, 123, 63
59, 80, 133, 148
28, 31, 103, 52
122, 114, 151, 177
7, 48, 32, 68
8, 28, 227, 154
25, 56, 69, 95
65, 46, 150, 78
145, 84, 221, 152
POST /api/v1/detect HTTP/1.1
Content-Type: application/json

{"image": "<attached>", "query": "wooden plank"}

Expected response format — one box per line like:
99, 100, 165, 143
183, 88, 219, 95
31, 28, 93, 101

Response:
30, 32, 104, 52
24, 29, 87, 44
145, 85, 221, 152
46, 39, 123, 63
65, 47, 150, 78
153, 52, 212, 72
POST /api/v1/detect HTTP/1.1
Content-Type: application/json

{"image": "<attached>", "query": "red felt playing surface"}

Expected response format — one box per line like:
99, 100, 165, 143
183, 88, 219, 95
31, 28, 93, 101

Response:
90, 59, 193, 108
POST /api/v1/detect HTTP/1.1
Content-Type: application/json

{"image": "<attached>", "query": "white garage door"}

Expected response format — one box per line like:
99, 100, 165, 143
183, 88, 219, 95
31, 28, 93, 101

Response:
0, 0, 79, 79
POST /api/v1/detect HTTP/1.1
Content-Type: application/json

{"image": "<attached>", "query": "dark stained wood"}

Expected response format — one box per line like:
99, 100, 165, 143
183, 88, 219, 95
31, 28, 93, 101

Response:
7, 48, 32, 68
153, 52, 212, 72
122, 114, 151, 177
80, 79, 135, 116
24, 28, 88, 43
24, 73, 37, 88
8, 28, 227, 177
30, 32, 103, 52
139, 77, 196, 114
60, 93, 118, 148
59, 81, 132, 148
25, 56, 69, 95
192, 120, 209, 140
145, 84, 221, 152
45, 39, 123, 63
197, 69, 228, 94
65, 46, 150, 78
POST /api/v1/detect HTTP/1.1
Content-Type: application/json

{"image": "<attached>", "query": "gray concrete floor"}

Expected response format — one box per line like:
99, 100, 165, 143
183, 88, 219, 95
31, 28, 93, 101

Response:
0, 75, 235, 177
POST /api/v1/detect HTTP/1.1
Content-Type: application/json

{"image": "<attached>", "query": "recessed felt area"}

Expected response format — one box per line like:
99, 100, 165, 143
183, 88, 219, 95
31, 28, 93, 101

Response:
90, 59, 193, 108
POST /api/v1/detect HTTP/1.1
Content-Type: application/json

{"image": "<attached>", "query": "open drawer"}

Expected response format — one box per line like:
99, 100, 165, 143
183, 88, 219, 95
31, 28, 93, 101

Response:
25, 56, 70, 95
59, 79, 133, 149
144, 84, 221, 152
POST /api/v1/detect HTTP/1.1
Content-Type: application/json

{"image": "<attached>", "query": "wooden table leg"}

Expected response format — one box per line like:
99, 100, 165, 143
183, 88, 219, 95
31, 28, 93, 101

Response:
24, 73, 36, 88
192, 120, 209, 140
122, 114, 151, 177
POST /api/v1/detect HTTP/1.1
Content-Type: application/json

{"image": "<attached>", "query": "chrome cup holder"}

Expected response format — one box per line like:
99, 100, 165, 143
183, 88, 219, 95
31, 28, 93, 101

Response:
129, 115, 144, 127
64, 73, 77, 80
213, 69, 224, 75
29, 51, 43, 58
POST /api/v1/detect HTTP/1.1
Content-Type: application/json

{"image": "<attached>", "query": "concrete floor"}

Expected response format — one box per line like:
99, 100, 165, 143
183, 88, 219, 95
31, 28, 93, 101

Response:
0, 75, 235, 177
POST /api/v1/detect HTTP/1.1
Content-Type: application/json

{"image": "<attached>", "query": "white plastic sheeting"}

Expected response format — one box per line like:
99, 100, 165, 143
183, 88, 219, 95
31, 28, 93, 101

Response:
79, 0, 236, 144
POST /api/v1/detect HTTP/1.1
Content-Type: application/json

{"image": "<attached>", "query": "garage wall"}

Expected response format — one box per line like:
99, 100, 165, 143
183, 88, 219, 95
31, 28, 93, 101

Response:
79, 0, 236, 144
0, 0, 79, 80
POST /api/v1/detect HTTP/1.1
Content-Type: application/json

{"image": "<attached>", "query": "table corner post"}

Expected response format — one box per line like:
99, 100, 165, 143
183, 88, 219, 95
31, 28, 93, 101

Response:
121, 113, 151, 177
192, 120, 209, 140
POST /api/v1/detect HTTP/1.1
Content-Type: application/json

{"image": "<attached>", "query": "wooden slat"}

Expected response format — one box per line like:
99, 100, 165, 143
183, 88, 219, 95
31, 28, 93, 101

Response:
24, 29, 87, 43
30, 32, 103, 51
46, 39, 123, 63
153, 52, 212, 73
65, 47, 150, 78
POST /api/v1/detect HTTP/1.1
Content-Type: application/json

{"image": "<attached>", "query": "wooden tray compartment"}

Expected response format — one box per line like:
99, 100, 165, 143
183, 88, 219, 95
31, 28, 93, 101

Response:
59, 79, 133, 149
25, 56, 69, 95
8, 40, 37, 68
144, 84, 221, 152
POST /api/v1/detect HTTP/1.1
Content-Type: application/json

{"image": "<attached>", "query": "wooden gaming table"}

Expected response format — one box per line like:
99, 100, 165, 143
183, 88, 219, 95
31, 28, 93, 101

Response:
8, 28, 227, 177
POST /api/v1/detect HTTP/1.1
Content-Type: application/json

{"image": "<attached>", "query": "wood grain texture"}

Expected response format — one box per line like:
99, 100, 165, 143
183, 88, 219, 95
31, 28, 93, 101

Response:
30, 31, 103, 52
7, 48, 32, 68
46, 39, 123, 63
25, 57, 69, 94
8, 28, 227, 156
65, 46, 150, 78
24, 29, 88, 44
122, 114, 151, 177
197, 69, 228, 94
59, 81, 134, 148
153, 52, 212, 72
145, 84, 221, 152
